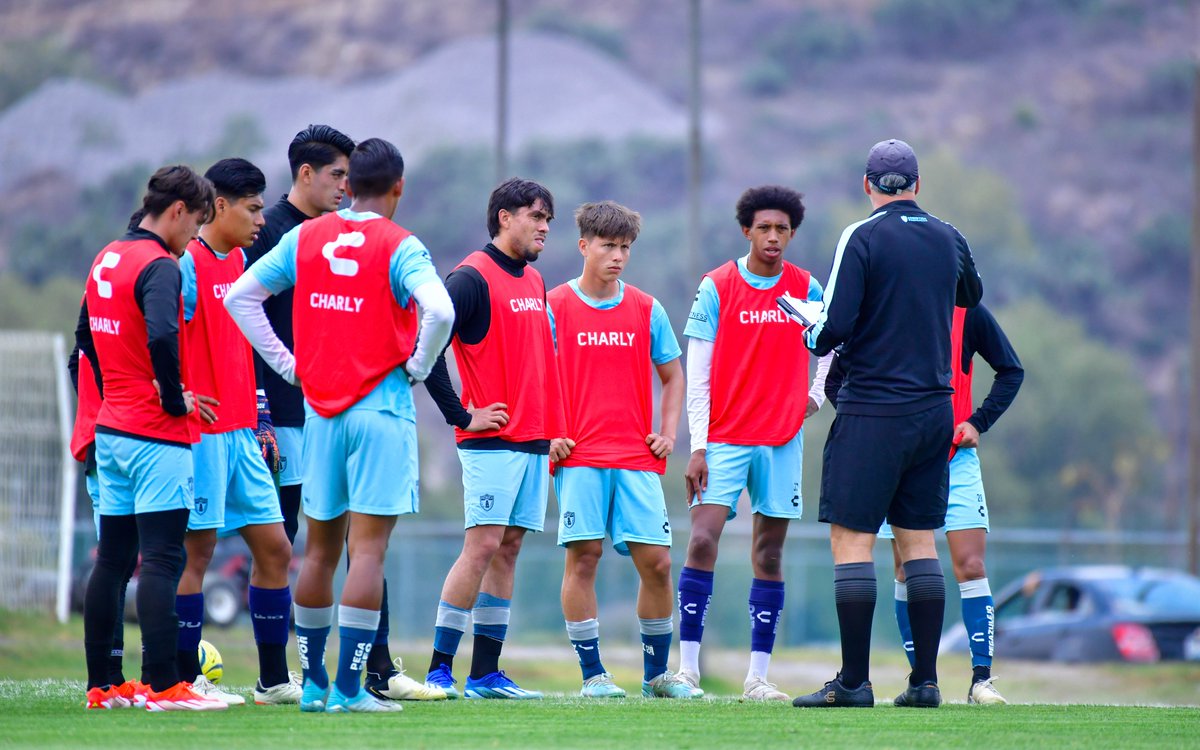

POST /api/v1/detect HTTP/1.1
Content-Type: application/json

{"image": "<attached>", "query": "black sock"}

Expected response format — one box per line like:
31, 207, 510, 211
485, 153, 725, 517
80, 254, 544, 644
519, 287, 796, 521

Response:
973, 665, 991, 683
279, 484, 302, 545
107, 555, 137, 686
256, 643, 289, 688
469, 635, 503, 680
904, 557, 946, 687
85, 514, 139, 689
429, 650, 454, 675
833, 562, 877, 690
136, 509, 190, 692
366, 579, 394, 677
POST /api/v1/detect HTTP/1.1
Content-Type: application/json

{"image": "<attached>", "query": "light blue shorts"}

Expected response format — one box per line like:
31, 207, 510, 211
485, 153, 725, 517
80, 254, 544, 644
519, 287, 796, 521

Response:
691, 429, 804, 521
879, 448, 987, 538
86, 468, 100, 539
459, 448, 548, 532
555, 466, 671, 555
95, 432, 194, 516
275, 425, 304, 487
302, 409, 419, 521
190, 428, 283, 535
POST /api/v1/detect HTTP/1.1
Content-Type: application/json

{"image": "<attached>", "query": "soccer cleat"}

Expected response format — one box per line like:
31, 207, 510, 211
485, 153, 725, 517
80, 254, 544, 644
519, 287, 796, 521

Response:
893, 680, 942, 708
580, 672, 626, 698
367, 657, 448, 701
464, 670, 544, 700
424, 664, 460, 700
743, 674, 789, 702
675, 668, 702, 691
642, 671, 705, 699
85, 685, 131, 710
144, 682, 228, 711
325, 686, 404, 713
191, 674, 246, 705
254, 671, 303, 705
300, 677, 330, 713
791, 675, 875, 708
968, 676, 1007, 705
114, 680, 150, 708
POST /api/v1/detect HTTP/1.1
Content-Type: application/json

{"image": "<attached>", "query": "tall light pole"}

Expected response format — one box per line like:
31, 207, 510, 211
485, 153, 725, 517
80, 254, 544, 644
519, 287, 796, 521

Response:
1189, 55, 1199, 574
496, 0, 510, 186
686, 0, 702, 287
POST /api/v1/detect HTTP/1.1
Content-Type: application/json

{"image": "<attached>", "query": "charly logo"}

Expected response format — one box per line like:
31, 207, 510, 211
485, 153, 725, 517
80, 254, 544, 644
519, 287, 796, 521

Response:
563, 511, 575, 528
479, 494, 494, 511
194, 497, 208, 514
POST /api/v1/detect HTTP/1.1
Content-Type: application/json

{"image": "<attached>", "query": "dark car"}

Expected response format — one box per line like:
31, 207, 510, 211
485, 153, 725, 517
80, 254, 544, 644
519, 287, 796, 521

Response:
941, 565, 1200, 663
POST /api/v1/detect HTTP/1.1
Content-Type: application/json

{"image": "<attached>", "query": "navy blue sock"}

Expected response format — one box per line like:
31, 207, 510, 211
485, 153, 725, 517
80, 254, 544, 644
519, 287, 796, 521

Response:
367, 578, 394, 678
677, 567, 714, 644
175, 592, 204, 680
639, 617, 673, 682
566, 619, 605, 680
430, 600, 470, 674
894, 580, 916, 669
248, 585, 291, 688
294, 604, 332, 690
336, 606, 380, 697
748, 578, 785, 655
960, 578, 994, 676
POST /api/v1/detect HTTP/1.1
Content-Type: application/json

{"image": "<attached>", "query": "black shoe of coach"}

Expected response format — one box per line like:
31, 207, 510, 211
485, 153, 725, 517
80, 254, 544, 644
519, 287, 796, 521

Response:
893, 680, 942, 708
791, 675, 875, 708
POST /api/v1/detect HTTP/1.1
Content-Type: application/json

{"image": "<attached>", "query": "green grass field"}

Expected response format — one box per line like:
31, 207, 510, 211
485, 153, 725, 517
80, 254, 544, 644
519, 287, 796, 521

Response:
3, 610, 1199, 749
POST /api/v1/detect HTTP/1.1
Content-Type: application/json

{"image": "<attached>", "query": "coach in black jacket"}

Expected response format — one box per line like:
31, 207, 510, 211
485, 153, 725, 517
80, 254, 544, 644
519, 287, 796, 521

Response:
792, 139, 983, 711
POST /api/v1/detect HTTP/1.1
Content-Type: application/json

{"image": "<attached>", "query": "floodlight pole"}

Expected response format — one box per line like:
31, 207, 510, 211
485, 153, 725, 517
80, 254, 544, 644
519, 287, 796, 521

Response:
1189, 58, 1200, 575
686, 0, 702, 287
496, 0, 510, 186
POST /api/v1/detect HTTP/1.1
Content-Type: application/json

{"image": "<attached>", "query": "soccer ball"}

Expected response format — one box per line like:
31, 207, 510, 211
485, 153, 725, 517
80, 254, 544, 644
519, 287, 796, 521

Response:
198, 639, 224, 684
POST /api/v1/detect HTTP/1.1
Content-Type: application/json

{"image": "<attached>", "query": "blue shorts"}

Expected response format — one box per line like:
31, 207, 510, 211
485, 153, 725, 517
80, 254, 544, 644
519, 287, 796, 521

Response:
879, 448, 987, 538
302, 409, 419, 521
95, 432, 194, 516
86, 468, 100, 539
275, 425, 304, 487
555, 467, 671, 555
690, 429, 804, 521
459, 448, 548, 532
190, 428, 283, 535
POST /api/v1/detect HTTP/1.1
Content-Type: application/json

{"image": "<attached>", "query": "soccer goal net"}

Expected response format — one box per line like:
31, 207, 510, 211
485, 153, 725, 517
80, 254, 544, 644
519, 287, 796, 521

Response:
0, 331, 76, 623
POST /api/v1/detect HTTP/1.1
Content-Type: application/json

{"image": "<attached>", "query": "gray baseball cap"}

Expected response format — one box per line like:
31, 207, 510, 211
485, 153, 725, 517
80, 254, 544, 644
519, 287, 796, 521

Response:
865, 139, 918, 191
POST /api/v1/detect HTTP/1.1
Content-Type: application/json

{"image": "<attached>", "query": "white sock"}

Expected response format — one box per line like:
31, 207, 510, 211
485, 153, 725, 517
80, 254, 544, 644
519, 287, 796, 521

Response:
747, 651, 771, 682
679, 640, 701, 675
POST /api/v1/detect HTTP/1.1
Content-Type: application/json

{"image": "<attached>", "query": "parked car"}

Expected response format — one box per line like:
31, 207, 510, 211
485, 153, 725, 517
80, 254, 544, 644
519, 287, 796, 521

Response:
72, 535, 301, 627
941, 565, 1200, 663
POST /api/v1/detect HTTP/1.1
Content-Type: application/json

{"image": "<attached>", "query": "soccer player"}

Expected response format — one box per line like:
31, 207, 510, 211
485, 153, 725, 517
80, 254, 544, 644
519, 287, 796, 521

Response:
676, 185, 830, 701
77, 164, 227, 711
173, 158, 297, 706
550, 201, 700, 699
422, 178, 570, 700
793, 139, 982, 710
225, 137, 454, 713
876, 303, 1023, 704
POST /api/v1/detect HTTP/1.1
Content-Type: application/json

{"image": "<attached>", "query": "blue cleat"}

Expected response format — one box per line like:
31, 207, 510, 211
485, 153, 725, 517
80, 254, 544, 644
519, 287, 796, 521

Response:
300, 678, 329, 713
464, 670, 543, 700
424, 664, 460, 700
325, 685, 403, 713
642, 671, 704, 699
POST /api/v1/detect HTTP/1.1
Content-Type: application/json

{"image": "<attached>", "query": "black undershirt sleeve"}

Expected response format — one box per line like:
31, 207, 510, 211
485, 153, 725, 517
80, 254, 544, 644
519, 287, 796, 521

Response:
963, 304, 1023, 434
74, 298, 105, 397
135, 257, 188, 417
954, 230, 984, 309
424, 266, 489, 429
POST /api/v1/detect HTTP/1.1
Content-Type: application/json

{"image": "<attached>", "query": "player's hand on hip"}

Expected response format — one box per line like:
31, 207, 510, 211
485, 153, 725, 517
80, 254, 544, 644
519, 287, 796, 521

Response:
192, 393, 220, 424
465, 402, 509, 432
646, 433, 674, 459
684, 449, 708, 503
549, 437, 576, 462
953, 421, 980, 449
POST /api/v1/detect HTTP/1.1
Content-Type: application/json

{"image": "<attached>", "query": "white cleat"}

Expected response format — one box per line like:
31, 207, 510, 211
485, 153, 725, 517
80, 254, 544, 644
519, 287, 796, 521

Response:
191, 674, 246, 706
675, 668, 702, 691
743, 674, 790, 701
968, 677, 1008, 705
254, 671, 303, 705
368, 657, 448, 701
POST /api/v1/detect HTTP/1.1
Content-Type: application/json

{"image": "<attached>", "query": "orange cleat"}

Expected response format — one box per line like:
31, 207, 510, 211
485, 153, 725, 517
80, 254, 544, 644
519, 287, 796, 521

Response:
144, 682, 228, 712
115, 680, 151, 708
85, 685, 131, 710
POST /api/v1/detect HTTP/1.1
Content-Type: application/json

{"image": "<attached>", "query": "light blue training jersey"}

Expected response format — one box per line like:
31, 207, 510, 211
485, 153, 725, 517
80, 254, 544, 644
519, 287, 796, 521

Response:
248, 208, 441, 420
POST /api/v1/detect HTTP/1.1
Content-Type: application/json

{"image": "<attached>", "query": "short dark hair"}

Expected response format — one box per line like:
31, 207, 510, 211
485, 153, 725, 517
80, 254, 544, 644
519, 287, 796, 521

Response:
487, 178, 555, 238
287, 124, 355, 181
139, 165, 215, 222
204, 158, 266, 201
735, 185, 805, 229
347, 138, 405, 199
575, 201, 641, 242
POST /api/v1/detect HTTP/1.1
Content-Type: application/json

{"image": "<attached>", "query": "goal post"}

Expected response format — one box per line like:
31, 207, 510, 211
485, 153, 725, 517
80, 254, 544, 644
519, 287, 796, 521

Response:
0, 331, 77, 623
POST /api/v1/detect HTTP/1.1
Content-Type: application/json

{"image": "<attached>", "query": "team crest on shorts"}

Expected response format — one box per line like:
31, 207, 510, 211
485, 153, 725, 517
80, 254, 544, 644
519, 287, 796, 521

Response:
563, 511, 575, 528
479, 494, 494, 511
194, 497, 208, 515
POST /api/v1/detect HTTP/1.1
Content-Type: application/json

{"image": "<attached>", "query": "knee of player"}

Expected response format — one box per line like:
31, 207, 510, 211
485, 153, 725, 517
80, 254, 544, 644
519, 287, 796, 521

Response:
752, 548, 784, 578
256, 541, 293, 577
953, 556, 987, 583
566, 543, 602, 575
642, 552, 673, 585
686, 533, 720, 567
